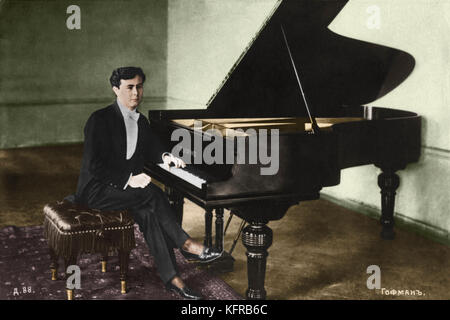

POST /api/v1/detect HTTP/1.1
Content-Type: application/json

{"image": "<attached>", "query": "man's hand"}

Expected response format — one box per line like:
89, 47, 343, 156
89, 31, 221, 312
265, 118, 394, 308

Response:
128, 173, 151, 188
163, 153, 186, 169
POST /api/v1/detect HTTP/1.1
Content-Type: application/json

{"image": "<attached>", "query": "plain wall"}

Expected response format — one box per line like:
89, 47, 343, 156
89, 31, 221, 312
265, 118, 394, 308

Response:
167, 0, 280, 108
0, 0, 168, 148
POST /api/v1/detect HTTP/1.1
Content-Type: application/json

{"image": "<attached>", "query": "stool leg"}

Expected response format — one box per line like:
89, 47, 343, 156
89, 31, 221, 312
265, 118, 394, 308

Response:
66, 288, 73, 300
64, 253, 78, 300
101, 252, 108, 273
49, 248, 59, 281
118, 250, 130, 294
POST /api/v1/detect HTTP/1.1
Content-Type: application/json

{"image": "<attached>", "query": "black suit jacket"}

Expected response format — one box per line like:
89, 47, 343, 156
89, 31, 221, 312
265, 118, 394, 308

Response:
74, 101, 166, 204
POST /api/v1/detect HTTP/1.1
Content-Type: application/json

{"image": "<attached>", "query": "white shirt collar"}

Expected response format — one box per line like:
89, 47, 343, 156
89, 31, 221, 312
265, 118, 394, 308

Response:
117, 98, 140, 121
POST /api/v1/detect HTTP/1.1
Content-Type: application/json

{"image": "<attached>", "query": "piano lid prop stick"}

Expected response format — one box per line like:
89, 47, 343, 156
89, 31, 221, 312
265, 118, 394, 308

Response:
280, 25, 320, 134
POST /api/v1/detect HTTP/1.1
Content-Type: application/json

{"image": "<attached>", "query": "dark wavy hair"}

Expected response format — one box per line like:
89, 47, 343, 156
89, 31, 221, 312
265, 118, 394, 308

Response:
109, 67, 146, 88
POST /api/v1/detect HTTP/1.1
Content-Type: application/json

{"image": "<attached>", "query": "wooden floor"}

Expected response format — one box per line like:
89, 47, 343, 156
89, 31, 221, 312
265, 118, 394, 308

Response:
1, 144, 449, 300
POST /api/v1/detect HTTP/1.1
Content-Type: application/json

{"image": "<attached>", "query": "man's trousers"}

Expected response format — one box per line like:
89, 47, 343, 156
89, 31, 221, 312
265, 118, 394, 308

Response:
83, 180, 189, 285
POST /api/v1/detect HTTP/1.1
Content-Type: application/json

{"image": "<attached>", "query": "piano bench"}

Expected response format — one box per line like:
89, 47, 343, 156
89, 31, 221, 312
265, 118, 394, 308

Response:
42, 200, 136, 300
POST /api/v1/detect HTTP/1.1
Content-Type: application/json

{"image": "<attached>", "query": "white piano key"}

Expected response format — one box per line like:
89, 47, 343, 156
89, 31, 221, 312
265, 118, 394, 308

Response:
157, 163, 206, 189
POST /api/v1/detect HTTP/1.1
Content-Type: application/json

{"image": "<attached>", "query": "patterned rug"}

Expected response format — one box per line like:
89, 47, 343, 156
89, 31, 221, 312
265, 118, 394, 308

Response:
0, 225, 242, 300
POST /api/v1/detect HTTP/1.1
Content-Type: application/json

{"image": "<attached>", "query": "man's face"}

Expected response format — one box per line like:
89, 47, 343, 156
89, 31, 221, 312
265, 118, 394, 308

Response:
112, 75, 144, 110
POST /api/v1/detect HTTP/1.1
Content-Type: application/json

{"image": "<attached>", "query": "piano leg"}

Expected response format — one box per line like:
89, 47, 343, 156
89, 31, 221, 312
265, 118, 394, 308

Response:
215, 208, 224, 251
378, 168, 400, 240
242, 221, 273, 300
204, 209, 213, 248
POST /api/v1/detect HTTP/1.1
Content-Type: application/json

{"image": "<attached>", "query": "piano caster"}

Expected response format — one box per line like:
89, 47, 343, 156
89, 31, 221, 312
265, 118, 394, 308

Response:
242, 221, 273, 300
378, 168, 400, 240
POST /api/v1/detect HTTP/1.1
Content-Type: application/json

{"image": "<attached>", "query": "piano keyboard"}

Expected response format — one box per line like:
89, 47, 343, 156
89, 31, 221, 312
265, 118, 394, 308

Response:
157, 163, 206, 189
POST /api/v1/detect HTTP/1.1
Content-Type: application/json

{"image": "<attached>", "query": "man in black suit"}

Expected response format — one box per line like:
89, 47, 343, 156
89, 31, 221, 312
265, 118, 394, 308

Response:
74, 67, 221, 300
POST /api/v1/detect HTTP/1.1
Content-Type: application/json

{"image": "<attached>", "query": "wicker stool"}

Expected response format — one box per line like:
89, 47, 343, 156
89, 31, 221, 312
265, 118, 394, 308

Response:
43, 200, 135, 300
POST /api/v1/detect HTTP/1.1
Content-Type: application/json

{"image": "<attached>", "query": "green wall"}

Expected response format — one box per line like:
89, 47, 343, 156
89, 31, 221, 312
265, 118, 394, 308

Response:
0, 0, 168, 148
167, 0, 280, 109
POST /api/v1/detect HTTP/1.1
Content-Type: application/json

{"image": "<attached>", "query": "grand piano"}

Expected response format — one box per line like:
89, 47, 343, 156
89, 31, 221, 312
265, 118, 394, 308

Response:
144, 0, 421, 299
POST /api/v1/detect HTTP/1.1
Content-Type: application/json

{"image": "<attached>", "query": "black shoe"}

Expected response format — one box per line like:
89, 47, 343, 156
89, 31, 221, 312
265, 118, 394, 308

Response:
181, 247, 223, 263
166, 283, 203, 300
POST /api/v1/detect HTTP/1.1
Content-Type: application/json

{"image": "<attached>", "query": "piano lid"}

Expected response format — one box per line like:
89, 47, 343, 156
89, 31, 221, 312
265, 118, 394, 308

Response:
206, 0, 415, 118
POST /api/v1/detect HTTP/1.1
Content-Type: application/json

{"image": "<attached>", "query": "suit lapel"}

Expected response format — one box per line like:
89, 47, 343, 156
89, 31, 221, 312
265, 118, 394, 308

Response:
110, 102, 127, 160
136, 112, 146, 156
